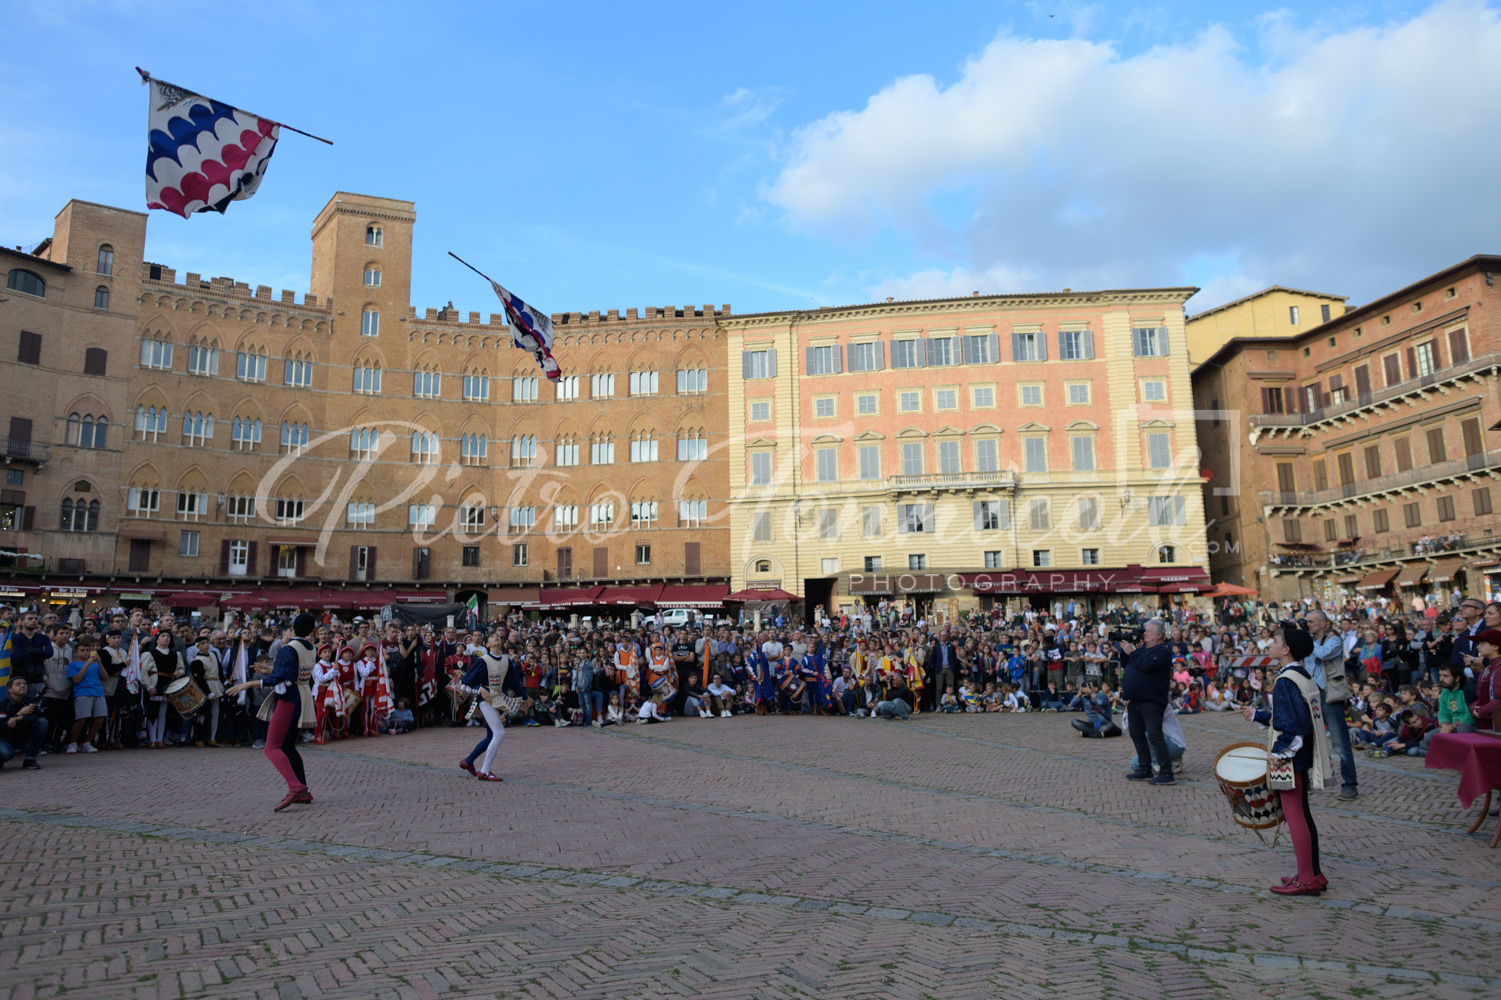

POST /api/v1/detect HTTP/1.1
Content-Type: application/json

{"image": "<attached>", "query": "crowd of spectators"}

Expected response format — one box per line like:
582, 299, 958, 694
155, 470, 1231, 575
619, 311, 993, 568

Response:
1, 593, 1495, 777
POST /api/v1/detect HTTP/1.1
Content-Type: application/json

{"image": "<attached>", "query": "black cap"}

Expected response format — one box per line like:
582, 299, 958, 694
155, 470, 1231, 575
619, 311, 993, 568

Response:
1281, 624, 1314, 661
292, 612, 316, 637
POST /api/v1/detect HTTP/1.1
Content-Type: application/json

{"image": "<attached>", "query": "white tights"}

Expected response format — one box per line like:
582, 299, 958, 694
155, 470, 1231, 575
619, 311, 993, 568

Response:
147, 699, 167, 743
478, 701, 505, 774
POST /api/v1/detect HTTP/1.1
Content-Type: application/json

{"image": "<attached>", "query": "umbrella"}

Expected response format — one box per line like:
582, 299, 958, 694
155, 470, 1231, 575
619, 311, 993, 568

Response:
1207, 582, 1258, 598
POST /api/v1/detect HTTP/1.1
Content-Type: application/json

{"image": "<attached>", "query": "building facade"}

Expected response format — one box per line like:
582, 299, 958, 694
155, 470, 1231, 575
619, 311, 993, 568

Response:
722, 288, 1210, 618
1, 200, 148, 608
1192, 255, 1501, 606
1184, 286, 1349, 366
1, 193, 730, 616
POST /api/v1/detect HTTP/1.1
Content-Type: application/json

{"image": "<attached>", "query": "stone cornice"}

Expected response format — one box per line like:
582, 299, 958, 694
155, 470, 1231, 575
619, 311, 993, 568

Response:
719, 288, 1198, 331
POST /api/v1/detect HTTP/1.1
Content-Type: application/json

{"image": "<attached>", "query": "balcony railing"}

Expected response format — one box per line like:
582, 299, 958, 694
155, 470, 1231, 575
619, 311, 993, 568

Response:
887, 470, 1017, 492
1271, 531, 1490, 574
1, 438, 51, 464
1250, 351, 1501, 430
1259, 449, 1501, 509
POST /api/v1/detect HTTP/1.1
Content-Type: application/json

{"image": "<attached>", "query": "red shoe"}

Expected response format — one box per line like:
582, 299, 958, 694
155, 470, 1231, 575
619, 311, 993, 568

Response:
292, 789, 313, 804
273, 789, 304, 812
312, 737, 325, 745
1279, 874, 1328, 889
459, 759, 477, 776
476, 772, 504, 782
1270, 877, 1326, 896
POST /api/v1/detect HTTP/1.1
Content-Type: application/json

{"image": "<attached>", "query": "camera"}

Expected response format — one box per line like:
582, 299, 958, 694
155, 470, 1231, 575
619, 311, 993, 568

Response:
1107, 629, 1142, 644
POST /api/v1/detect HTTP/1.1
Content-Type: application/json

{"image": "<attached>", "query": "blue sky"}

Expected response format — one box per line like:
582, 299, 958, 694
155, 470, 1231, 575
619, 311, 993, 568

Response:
2, 1, 1496, 317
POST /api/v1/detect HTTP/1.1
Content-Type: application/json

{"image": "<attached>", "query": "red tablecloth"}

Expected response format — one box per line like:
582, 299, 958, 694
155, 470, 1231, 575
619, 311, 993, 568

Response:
1425, 732, 1501, 808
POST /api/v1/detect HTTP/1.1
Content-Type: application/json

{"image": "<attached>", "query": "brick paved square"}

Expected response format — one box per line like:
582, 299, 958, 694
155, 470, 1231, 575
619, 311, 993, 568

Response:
1, 711, 1495, 999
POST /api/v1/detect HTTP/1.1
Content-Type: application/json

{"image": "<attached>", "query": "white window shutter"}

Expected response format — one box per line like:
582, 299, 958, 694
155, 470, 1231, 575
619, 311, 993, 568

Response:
915, 338, 927, 367
875, 341, 885, 370
1083, 330, 1095, 359
767, 349, 777, 378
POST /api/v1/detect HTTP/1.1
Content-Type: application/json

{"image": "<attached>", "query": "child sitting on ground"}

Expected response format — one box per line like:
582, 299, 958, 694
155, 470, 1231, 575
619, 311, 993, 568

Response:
1385, 708, 1432, 757
961, 682, 984, 713
938, 686, 960, 713
1353, 701, 1397, 752
983, 682, 1004, 712
387, 699, 415, 734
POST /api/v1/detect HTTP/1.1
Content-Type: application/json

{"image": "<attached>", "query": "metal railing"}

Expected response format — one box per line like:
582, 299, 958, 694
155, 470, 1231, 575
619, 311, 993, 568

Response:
1250, 351, 1501, 429
1259, 449, 1501, 508
1, 438, 50, 463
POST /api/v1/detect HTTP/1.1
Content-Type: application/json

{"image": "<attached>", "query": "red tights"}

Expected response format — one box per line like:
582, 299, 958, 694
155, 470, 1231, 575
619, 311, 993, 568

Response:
1277, 771, 1321, 881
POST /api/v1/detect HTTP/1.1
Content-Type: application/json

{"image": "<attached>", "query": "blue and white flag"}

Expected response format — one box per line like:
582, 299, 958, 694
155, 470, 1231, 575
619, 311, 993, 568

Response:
490, 281, 561, 381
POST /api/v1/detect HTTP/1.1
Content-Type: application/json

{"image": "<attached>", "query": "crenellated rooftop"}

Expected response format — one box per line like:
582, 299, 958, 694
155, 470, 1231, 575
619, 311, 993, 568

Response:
139, 262, 332, 312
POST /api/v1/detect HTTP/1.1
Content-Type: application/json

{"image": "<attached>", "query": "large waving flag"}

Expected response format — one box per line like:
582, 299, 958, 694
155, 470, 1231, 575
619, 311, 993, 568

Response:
138, 68, 329, 218
0, 624, 11, 688
449, 253, 562, 381
141, 72, 281, 217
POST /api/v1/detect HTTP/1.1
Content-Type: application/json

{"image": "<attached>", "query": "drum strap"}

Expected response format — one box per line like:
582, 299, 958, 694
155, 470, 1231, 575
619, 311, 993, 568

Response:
1273, 667, 1332, 791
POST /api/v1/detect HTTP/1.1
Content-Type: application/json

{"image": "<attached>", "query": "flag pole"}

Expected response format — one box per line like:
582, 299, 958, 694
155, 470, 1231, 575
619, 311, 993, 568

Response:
135, 67, 334, 145
447, 251, 498, 287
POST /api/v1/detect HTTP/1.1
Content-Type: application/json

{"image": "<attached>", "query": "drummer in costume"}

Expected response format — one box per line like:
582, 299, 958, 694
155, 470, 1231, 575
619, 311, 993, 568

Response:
452, 633, 513, 781
142, 630, 182, 749
311, 642, 345, 744
903, 641, 926, 715
227, 613, 317, 812
186, 635, 222, 746
745, 647, 773, 714
1241, 624, 1332, 896
645, 640, 678, 707
776, 649, 807, 714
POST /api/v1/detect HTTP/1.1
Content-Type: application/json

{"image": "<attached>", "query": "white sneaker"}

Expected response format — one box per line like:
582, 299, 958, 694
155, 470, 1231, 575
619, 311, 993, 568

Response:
699, 709, 711, 718
591, 719, 603, 728
80, 743, 98, 753
720, 710, 732, 718
64, 743, 78, 754
634, 717, 648, 725
554, 719, 567, 727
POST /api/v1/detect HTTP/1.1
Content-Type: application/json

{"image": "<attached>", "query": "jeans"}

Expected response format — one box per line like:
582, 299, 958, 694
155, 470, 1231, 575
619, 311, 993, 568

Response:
1321, 694, 1358, 791
1126, 701, 1171, 776
1130, 737, 1186, 771
876, 698, 911, 720
580, 690, 604, 725
1085, 708, 1110, 732
0, 713, 45, 762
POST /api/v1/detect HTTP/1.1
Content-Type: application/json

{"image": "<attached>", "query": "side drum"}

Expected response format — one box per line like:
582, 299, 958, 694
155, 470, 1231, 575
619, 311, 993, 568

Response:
1213, 741, 1285, 831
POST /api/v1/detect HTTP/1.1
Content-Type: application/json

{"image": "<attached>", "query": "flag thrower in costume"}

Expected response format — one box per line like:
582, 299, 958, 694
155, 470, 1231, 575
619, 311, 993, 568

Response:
448, 252, 562, 381
137, 67, 330, 218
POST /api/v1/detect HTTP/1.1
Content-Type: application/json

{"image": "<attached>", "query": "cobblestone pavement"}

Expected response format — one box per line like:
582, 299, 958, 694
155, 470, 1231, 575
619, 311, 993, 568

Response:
1, 710, 1496, 1000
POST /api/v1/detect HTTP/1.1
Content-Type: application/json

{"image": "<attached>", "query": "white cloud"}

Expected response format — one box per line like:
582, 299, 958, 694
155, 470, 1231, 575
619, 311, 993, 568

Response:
767, 1, 1501, 310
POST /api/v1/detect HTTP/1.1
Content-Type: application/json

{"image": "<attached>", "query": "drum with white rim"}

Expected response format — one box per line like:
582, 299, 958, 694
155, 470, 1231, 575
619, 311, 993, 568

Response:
165, 676, 205, 717
1213, 741, 1285, 831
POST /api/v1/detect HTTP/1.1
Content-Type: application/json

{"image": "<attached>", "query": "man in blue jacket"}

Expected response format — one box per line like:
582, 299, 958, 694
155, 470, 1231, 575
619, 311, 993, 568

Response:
1119, 619, 1175, 785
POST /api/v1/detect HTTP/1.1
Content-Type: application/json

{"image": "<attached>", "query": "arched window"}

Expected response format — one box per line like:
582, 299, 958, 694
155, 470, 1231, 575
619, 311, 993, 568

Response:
350, 426, 379, 460
187, 338, 219, 376
462, 371, 490, 401
231, 416, 262, 450
755, 559, 772, 573
555, 435, 578, 466
135, 404, 167, 442
140, 336, 173, 369
59, 493, 99, 532
71, 413, 106, 448
281, 421, 308, 455
1158, 544, 1177, 564
96, 245, 113, 275
590, 433, 615, 465
366, 225, 383, 247
510, 434, 536, 465
284, 351, 312, 387
361, 308, 380, 337
353, 363, 382, 394
413, 364, 441, 398
182, 411, 213, 447
7, 269, 44, 297
94, 286, 109, 310
411, 430, 439, 464
461, 433, 487, 466
363, 266, 381, 286
236, 345, 267, 382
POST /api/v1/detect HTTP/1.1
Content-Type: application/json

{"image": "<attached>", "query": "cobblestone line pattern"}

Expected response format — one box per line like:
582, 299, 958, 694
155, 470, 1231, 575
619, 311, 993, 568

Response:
0, 712, 1495, 1000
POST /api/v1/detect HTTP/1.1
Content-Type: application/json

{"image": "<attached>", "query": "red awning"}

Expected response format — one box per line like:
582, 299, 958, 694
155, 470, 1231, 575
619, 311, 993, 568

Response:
317, 589, 362, 610
1356, 567, 1401, 591
655, 584, 729, 608
726, 588, 798, 602
156, 589, 226, 606
597, 583, 665, 606
388, 590, 446, 603
541, 586, 604, 607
